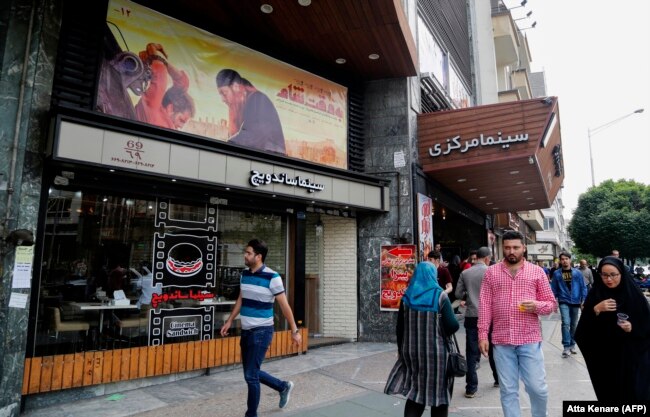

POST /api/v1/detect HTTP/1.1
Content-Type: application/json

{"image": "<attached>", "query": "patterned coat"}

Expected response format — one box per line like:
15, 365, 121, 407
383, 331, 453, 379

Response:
384, 291, 459, 407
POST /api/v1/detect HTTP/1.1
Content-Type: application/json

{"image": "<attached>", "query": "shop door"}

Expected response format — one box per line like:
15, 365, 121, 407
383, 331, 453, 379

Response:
304, 214, 323, 336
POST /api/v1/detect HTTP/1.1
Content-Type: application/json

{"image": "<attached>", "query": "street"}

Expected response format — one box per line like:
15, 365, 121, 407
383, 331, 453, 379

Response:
23, 313, 596, 417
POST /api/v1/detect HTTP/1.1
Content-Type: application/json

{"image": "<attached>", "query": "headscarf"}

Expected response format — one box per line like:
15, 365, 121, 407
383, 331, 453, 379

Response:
575, 256, 650, 400
588, 257, 650, 335
401, 262, 443, 312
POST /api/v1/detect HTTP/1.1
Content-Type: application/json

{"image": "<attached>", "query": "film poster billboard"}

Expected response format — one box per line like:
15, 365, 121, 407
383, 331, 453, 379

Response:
380, 245, 417, 311
99, 0, 348, 168
417, 194, 433, 261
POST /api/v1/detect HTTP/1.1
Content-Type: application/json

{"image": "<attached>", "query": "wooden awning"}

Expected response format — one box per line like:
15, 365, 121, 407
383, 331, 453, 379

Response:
133, 0, 417, 80
418, 98, 564, 213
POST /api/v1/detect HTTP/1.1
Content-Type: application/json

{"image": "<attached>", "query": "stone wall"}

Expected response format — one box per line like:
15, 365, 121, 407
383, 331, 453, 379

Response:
0, 1, 60, 415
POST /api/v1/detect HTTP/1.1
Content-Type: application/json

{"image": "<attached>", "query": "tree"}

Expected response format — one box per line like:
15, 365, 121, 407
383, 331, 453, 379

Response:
568, 179, 650, 260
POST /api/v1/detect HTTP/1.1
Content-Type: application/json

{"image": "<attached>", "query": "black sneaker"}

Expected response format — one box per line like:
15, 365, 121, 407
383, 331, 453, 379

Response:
493, 381, 499, 388
464, 391, 477, 398
279, 381, 294, 408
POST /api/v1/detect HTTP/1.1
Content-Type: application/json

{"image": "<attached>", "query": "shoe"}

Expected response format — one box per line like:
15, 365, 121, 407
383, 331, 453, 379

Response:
570, 347, 577, 354
464, 391, 477, 398
279, 381, 294, 408
561, 349, 570, 358
475, 362, 481, 370
493, 381, 499, 388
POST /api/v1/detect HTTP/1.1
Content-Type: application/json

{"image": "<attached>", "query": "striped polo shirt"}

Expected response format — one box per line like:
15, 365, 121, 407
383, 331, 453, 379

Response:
240, 264, 284, 330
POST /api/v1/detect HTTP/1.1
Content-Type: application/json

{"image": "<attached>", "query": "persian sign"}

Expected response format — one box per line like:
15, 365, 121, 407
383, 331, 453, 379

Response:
429, 132, 529, 157
380, 245, 417, 311
99, 0, 348, 168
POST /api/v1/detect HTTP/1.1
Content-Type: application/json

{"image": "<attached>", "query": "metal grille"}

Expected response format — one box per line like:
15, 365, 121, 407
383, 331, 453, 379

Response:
347, 87, 365, 172
418, 0, 472, 93
51, 0, 105, 109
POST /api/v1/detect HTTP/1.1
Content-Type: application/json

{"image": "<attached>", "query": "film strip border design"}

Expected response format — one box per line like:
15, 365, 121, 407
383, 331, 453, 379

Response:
155, 199, 217, 231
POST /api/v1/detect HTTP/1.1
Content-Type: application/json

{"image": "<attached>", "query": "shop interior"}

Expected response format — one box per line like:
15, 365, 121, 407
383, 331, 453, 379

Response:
32, 186, 292, 356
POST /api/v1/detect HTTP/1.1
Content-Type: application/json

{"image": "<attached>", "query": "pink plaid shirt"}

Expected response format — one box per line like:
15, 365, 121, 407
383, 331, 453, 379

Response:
478, 260, 557, 345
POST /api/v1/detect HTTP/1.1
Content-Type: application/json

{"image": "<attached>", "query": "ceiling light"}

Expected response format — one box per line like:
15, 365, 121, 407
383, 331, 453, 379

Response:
522, 190, 530, 193
486, 202, 494, 205
260, 4, 273, 13
102, 197, 108, 202
298, 0, 311, 5
368, 53, 380, 60
171, 179, 177, 182
457, 178, 467, 182
509, 170, 519, 175
468, 188, 477, 192
479, 196, 487, 199
526, 197, 534, 200
109, 169, 115, 173
516, 181, 525, 185
528, 156, 535, 164
530, 202, 536, 206
225, 187, 230, 191
311, 201, 315, 204
335, 58, 346, 64
492, 207, 499, 210
272, 194, 276, 197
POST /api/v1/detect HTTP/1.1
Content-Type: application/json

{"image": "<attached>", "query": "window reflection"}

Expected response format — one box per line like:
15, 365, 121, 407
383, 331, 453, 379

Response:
35, 187, 287, 356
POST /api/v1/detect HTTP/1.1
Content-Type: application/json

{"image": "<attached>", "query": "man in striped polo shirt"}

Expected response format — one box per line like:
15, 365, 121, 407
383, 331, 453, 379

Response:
220, 239, 301, 417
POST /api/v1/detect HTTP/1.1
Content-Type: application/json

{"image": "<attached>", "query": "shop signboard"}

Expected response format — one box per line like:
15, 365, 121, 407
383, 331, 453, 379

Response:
417, 194, 433, 261
148, 306, 214, 346
99, 0, 348, 169
380, 245, 417, 311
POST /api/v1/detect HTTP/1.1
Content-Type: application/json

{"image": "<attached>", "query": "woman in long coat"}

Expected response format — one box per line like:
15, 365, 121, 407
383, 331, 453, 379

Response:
575, 256, 650, 401
384, 262, 460, 417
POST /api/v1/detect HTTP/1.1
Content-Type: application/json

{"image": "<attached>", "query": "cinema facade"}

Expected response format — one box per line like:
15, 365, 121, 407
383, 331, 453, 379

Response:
0, 0, 563, 412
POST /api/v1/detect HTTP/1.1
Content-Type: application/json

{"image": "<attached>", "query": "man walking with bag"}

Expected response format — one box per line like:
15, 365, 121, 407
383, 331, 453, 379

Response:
455, 246, 492, 398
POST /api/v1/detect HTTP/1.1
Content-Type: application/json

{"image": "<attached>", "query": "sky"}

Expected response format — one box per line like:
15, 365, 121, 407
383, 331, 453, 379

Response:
505, 0, 650, 219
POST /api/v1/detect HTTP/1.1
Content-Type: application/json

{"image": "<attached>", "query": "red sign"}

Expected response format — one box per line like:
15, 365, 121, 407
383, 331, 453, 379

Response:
380, 244, 417, 311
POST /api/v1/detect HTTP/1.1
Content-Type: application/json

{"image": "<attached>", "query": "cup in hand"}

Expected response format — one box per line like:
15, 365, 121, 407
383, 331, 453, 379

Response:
616, 313, 629, 325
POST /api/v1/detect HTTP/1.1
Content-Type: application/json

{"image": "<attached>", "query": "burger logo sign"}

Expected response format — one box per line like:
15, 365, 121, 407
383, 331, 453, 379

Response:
166, 242, 204, 277
153, 233, 217, 288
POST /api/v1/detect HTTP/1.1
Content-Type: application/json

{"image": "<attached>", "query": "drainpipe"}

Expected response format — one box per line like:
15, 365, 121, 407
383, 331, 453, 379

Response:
2, 1, 36, 253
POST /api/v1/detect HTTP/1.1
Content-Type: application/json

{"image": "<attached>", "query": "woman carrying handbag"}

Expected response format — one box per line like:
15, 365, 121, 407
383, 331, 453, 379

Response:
384, 262, 460, 417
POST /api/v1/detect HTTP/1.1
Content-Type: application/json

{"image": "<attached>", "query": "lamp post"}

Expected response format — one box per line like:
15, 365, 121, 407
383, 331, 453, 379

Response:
587, 108, 644, 187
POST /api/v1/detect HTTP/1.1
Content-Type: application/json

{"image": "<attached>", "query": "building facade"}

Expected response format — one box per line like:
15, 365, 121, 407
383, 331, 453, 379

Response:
0, 0, 566, 413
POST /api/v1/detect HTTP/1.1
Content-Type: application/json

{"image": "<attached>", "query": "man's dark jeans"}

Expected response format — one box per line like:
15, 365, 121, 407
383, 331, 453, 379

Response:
241, 325, 288, 417
464, 317, 479, 393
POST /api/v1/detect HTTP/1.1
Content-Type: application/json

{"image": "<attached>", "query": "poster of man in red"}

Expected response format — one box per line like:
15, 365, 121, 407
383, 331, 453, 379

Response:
96, 0, 348, 168
380, 245, 417, 311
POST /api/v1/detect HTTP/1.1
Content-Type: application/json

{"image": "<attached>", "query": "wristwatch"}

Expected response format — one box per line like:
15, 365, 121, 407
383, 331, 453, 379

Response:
293, 329, 300, 335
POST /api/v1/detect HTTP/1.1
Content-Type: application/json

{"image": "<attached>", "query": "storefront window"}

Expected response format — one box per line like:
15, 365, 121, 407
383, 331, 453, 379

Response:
34, 186, 288, 356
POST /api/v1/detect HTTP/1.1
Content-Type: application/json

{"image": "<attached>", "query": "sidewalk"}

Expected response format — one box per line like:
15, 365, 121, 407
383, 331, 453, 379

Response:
23, 314, 596, 417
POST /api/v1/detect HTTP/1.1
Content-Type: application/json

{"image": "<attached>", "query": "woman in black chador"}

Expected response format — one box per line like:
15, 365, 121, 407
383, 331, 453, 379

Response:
575, 256, 650, 400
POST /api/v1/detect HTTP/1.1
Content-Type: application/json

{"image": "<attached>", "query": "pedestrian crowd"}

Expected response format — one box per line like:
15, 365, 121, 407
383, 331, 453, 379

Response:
383, 231, 650, 417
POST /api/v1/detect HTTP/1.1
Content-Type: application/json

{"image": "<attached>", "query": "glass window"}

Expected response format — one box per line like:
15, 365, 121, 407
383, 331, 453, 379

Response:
34, 186, 288, 356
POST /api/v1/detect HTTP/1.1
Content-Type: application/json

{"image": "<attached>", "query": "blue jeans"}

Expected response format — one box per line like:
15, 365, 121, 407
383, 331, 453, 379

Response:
240, 326, 288, 417
493, 343, 548, 417
559, 303, 579, 348
464, 317, 479, 393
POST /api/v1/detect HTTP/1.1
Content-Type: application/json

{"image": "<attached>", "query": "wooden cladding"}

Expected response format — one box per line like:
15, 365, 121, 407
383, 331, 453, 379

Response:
417, 98, 564, 213
22, 329, 307, 395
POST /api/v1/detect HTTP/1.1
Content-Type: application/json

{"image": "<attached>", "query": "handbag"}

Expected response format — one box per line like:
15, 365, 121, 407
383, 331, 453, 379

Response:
447, 333, 467, 378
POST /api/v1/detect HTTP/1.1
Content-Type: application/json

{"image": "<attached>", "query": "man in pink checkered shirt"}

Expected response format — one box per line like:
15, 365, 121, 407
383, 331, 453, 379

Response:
478, 230, 557, 417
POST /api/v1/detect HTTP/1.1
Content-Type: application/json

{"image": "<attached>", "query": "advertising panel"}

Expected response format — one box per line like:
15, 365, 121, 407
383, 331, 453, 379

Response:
99, 0, 348, 168
380, 245, 417, 311
417, 194, 433, 261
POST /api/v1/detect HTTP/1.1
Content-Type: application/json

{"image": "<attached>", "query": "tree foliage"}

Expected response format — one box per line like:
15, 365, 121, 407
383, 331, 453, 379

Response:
568, 179, 650, 259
